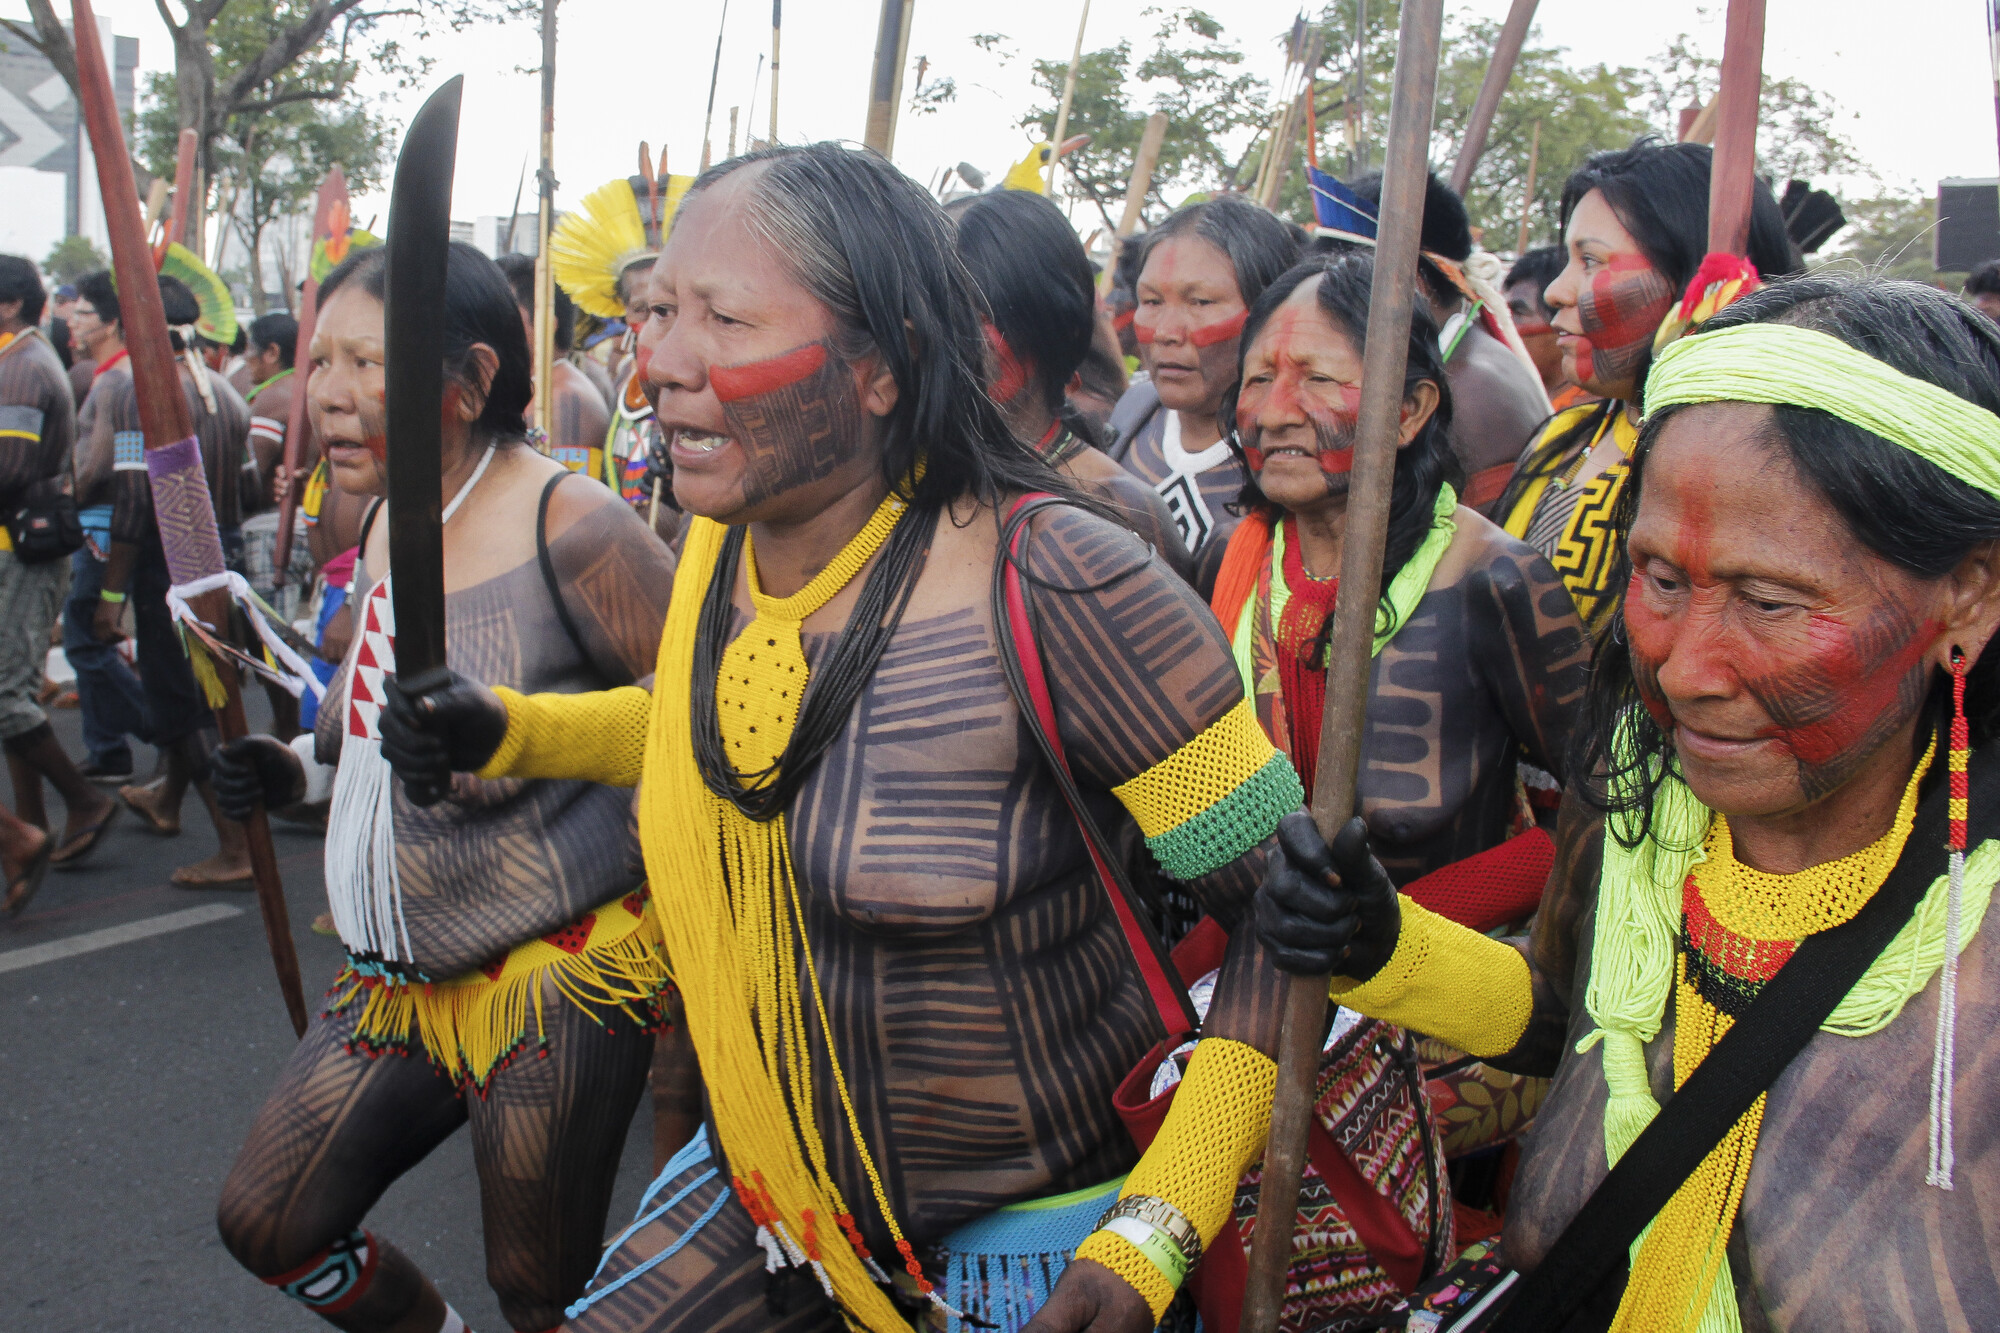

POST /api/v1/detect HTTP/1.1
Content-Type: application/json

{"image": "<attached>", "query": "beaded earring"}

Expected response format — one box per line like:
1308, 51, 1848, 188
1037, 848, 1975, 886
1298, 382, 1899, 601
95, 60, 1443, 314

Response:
1927, 646, 1968, 1189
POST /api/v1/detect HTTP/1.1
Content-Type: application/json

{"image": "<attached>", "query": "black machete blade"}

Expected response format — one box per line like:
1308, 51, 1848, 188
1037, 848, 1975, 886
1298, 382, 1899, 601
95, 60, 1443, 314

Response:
385, 74, 463, 688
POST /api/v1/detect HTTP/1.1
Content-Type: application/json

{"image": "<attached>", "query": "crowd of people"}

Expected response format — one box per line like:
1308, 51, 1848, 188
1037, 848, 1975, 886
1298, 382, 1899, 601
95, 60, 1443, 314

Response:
6, 126, 1999, 1333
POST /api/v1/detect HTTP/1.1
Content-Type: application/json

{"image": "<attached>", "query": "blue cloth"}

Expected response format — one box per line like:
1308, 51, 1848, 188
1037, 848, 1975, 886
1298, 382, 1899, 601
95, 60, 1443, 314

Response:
939, 1174, 1127, 1333
1310, 166, 1379, 244
296, 583, 348, 733
62, 543, 150, 768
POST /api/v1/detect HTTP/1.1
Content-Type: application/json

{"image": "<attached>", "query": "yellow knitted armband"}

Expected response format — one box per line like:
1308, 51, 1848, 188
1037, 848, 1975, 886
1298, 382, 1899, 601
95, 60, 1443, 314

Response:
1073, 1037, 1278, 1319
1112, 699, 1304, 881
476, 684, 651, 787
1331, 895, 1532, 1059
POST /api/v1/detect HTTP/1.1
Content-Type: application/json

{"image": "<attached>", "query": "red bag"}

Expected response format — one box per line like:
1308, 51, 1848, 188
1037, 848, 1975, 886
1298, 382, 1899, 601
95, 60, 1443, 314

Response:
996, 497, 1453, 1332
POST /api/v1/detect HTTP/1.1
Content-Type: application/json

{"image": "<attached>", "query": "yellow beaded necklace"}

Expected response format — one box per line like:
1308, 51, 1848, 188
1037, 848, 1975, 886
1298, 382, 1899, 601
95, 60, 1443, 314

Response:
1611, 746, 1928, 1333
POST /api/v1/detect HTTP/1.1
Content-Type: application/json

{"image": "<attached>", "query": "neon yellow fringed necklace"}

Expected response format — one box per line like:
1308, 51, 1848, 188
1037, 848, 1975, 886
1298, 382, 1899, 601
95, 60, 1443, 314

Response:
642, 489, 950, 1332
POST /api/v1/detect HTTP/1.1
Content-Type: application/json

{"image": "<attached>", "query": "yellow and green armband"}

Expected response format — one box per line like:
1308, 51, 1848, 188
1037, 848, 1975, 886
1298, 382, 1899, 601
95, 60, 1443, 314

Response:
1113, 698, 1304, 881
476, 684, 651, 788
1332, 895, 1533, 1059
1073, 1037, 1278, 1319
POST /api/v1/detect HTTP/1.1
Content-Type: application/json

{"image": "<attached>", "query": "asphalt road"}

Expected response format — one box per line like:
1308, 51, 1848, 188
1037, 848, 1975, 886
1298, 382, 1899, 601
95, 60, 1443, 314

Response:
0, 701, 658, 1333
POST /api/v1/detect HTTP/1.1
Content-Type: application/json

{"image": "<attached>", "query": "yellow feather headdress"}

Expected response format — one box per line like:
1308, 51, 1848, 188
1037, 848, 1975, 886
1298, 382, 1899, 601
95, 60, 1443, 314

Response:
553, 174, 694, 319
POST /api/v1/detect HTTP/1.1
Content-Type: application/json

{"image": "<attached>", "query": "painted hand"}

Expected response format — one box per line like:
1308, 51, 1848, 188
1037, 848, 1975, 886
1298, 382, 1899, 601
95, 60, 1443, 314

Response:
1255, 811, 1401, 979
379, 669, 509, 807
1021, 1259, 1157, 1333
211, 735, 306, 821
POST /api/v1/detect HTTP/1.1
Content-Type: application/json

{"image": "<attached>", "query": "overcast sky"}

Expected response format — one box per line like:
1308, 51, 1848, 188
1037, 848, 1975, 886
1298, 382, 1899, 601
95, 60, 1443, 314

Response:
11, 0, 1995, 230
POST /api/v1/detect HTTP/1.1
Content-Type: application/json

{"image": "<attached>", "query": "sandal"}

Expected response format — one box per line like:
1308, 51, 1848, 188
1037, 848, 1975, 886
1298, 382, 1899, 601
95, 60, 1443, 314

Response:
50, 803, 120, 866
5, 834, 55, 916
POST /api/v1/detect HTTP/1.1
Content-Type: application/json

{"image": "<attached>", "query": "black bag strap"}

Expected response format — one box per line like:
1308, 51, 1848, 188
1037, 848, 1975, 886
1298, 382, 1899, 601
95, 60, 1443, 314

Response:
536, 471, 592, 666
1497, 731, 1986, 1332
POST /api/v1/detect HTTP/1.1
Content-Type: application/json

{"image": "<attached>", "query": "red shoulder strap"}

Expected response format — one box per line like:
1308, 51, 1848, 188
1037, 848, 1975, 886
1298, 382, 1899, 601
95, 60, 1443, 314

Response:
1001, 494, 1197, 1037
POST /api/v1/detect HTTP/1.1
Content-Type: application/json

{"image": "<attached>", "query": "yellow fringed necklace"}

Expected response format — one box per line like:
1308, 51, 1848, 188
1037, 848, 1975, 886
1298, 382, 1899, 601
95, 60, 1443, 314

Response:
643, 489, 951, 1332
1611, 746, 1928, 1333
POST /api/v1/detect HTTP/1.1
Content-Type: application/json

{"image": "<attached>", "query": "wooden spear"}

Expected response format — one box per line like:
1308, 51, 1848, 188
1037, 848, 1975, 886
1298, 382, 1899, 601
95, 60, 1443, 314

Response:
1238, 0, 1445, 1325
701, 0, 732, 170
769, 0, 782, 143
533, 0, 559, 443
1047, 0, 1092, 197
1447, 0, 1538, 195
70, 0, 308, 1038
862, 0, 915, 155
1707, 0, 1767, 258
167, 128, 198, 245
1515, 117, 1539, 256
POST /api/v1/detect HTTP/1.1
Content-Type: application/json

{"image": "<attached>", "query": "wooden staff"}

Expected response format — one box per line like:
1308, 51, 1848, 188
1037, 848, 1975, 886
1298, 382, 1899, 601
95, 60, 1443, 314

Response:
271, 165, 348, 590
1447, 0, 1538, 195
1238, 0, 1445, 1324
534, 0, 559, 442
769, 0, 782, 143
1116, 111, 1168, 238
863, 0, 915, 155
701, 0, 731, 170
1047, 0, 1092, 196
1515, 117, 1540, 255
70, 0, 308, 1038
1707, 0, 1766, 258
167, 128, 198, 245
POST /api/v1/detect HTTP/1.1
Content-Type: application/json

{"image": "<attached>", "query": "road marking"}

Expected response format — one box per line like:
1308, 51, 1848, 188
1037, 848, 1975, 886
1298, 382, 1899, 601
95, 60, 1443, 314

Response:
0, 903, 245, 975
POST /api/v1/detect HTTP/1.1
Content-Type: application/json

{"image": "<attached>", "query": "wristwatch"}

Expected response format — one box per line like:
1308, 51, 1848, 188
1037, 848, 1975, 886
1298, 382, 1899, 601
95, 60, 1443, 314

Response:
1096, 1194, 1202, 1270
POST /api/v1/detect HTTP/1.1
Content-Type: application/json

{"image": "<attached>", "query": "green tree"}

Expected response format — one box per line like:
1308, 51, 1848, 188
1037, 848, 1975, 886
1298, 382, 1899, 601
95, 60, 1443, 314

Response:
43, 235, 109, 284
1634, 34, 1868, 186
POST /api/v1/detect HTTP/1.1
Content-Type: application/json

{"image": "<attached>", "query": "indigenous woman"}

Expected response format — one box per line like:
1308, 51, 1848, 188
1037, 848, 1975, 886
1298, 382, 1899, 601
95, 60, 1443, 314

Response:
948, 187, 1191, 581
498, 253, 613, 476
1106, 195, 1299, 576
209, 240, 678, 1333
1494, 139, 1798, 635
1258, 272, 2000, 1330
380, 143, 1308, 1333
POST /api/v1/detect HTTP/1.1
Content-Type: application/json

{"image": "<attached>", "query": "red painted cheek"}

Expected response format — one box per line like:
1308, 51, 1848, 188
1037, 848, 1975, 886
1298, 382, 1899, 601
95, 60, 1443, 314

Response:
1189, 309, 1249, 348
1112, 309, 1134, 333
1750, 616, 1940, 767
1622, 577, 1677, 733
1133, 319, 1156, 345
709, 342, 828, 403
634, 345, 652, 380
362, 433, 387, 463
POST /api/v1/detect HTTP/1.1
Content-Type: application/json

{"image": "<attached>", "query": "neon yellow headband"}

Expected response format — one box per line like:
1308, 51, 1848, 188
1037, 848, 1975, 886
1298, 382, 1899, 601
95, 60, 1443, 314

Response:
1645, 321, 2000, 501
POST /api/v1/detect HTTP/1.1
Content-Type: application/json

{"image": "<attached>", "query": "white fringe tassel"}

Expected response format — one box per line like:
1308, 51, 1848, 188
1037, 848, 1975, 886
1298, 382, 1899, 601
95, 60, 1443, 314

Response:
324, 732, 414, 965
1926, 845, 1964, 1189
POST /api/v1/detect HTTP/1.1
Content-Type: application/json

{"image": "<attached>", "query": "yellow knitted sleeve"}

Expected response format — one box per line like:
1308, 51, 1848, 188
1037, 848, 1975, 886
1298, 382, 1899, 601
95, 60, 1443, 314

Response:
1073, 1038, 1277, 1319
475, 684, 651, 787
1331, 895, 1533, 1059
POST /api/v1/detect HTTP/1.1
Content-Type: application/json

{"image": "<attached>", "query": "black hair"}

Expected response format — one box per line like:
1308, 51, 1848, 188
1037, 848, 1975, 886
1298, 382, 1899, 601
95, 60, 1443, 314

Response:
76, 269, 119, 329
1222, 251, 1463, 603
317, 240, 533, 442
1584, 271, 2000, 846
231, 324, 247, 354
250, 312, 298, 368
1496, 138, 1804, 526
1966, 258, 2000, 299
615, 256, 656, 308
495, 252, 576, 353
947, 188, 1102, 443
1349, 169, 1476, 309
1505, 244, 1567, 306
1137, 194, 1302, 313
158, 276, 198, 352
0, 255, 47, 326
49, 317, 72, 369
682, 142, 1079, 514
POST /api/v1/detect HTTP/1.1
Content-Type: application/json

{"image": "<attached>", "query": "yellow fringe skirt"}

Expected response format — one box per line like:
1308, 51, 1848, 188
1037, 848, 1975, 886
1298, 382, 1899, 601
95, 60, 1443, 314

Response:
327, 888, 670, 1092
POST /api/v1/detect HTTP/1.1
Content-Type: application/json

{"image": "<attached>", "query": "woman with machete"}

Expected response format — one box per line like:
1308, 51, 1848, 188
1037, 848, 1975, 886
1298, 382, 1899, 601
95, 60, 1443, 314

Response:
374, 142, 1311, 1333
208, 240, 682, 1333
1257, 272, 2000, 1330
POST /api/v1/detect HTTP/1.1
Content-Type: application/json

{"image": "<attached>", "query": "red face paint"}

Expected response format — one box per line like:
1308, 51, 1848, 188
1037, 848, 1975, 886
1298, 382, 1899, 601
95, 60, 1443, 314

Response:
1569, 255, 1673, 392
1111, 309, 1134, 333
1239, 305, 1363, 477
710, 341, 829, 403
983, 323, 1031, 404
1513, 318, 1555, 338
1188, 309, 1249, 348
362, 432, 388, 463
1133, 319, 1156, 345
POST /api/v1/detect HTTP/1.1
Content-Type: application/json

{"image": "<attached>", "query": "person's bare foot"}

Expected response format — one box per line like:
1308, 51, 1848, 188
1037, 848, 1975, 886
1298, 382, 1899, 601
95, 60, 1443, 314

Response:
120, 780, 181, 836
3, 825, 53, 914
50, 790, 119, 865
170, 851, 253, 888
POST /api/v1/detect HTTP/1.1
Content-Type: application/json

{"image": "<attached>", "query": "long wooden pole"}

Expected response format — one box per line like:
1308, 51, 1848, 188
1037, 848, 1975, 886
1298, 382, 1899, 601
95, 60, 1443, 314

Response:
1047, 0, 1092, 196
533, 0, 558, 441
272, 165, 347, 590
769, 0, 782, 143
700, 0, 731, 170
1116, 112, 1168, 238
1515, 117, 1540, 256
1239, 0, 1445, 1324
1707, 0, 1766, 258
167, 128, 198, 245
862, 0, 914, 155
1448, 0, 1538, 195
70, 0, 308, 1038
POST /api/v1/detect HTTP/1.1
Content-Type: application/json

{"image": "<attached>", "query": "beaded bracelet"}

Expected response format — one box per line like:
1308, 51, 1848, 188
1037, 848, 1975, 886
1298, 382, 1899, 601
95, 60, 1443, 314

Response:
98, 589, 127, 603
